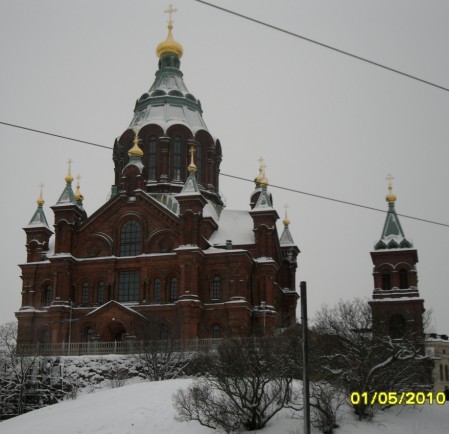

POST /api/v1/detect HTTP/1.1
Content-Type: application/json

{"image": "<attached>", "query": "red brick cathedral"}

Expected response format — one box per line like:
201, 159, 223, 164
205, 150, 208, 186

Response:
16, 17, 300, 345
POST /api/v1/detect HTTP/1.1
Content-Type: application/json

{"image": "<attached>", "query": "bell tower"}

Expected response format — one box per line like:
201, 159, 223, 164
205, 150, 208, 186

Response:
369, 176, 425, 339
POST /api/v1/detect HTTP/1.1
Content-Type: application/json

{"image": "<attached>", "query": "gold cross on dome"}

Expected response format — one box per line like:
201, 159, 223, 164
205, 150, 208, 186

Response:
76, 174, 81, 186
37, 182, 45, 205
164, 4, 177, 25
65, 158, 74, 183
385, 173, 394, 192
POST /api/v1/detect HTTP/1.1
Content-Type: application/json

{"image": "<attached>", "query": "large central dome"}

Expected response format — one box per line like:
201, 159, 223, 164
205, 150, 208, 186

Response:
112, 21, 223, 206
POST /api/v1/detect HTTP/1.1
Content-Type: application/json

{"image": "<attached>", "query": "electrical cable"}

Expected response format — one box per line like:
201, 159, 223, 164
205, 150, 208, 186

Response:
1, 120, 448, 228
193, 0, 449, 93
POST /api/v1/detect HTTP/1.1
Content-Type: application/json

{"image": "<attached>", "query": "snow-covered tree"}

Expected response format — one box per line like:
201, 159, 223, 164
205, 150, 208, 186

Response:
173, 337, 297, 432
312, 299, 433, 420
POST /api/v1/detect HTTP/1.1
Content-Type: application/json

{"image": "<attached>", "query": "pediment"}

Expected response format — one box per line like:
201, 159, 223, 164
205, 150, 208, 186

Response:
86, 300, 146, 321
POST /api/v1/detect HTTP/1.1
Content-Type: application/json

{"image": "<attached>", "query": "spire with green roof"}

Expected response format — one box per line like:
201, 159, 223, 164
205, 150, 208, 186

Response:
374, 175, 413, 250
27, 183, 50, 229
55, 159, 77, 206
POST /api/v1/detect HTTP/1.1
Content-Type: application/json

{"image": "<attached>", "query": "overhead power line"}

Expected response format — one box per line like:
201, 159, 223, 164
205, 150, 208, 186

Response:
1, 120, 448, 228
0, 121, 112, 150
193, 0, 449, 93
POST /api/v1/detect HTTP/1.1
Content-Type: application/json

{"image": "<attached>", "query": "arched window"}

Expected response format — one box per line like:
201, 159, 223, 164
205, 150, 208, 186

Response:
399, 268, 408, 289
173, 136, 182, 181
212, 324, 221, 339
81, 282, 89, 305
154, 278, 161, 302
97, 281, 105, 304
170, 277, 178, 301
381, 269, 392, 290
42, 285, 53, 307
211, 276, 221, 300
196, 142, 202, 184
120, 220, 142, 256
389, 314, 406, 339
148, 136, 157, 180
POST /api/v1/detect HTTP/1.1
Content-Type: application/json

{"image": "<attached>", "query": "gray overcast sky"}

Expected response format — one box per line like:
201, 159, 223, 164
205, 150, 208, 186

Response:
1, 0, 448, 333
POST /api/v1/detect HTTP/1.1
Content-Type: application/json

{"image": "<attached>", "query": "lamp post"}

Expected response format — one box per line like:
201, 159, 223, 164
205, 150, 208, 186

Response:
300, 281, 311, 434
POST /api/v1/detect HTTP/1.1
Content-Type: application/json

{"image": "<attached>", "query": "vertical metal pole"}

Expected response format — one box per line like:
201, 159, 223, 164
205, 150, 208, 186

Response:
301, 281, 311, 434
68, 301, 72, 356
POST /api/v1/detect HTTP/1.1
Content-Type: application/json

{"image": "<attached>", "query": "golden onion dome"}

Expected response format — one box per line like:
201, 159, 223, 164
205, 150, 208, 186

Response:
156, 25, 183, 58
386, 192, 397, 203
128, 135, 144, 158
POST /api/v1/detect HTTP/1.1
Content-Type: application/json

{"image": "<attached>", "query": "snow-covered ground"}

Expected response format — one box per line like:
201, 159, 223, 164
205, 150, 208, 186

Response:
0, 379, 448, 434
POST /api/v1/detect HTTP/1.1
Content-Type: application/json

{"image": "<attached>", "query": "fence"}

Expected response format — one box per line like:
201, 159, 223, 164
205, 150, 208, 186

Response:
17, 338, 224, 357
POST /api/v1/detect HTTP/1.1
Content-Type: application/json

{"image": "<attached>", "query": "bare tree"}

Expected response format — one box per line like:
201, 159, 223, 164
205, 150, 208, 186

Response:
133, 339, 192, 382
312, 299, 433, 420
173, 337, 296, 432
310, 382, 345, 434
0, 321, 40, 417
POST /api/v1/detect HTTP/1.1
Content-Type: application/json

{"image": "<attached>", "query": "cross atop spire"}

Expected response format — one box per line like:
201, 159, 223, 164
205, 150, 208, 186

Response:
164, 4, 177, 26
385, 173, 397, 203
65, 158, 73, 184
283, 203, 290, 226
37, 182, 45, 206
188, 145, 197, 173
75, 175, 84, 202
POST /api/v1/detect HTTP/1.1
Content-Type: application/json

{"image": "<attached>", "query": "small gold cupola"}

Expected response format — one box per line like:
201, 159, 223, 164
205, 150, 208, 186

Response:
128, 132, 144, 157
156, 4, 184, 59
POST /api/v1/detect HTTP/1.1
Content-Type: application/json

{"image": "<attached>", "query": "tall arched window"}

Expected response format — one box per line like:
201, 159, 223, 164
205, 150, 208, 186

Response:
42, 285, 53, 307
399, 268, 408, 289
120, 220, 142, 256
148, 136, 157, 180
381, 269, 392, 290
81, 282, 89, 305
211, 276, 221, 300
154, 278, 161, 302
97, 281, 105, 304
173, 136, 182, 181
196, 142, 202, 184
170, 277, 178, 301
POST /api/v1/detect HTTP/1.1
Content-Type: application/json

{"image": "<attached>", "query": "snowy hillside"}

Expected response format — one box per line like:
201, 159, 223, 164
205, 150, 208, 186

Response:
0, 379, 448, 434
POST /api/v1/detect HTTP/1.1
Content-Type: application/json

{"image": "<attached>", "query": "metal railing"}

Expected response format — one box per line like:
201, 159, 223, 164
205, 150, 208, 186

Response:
17, 338, 224, 357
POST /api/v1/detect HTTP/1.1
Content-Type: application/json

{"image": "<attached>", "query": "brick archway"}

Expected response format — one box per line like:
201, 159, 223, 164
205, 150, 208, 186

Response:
100, 320, 127, 342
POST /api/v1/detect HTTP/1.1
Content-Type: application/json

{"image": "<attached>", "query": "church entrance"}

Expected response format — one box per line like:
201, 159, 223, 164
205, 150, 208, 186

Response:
101, 321, 127, 342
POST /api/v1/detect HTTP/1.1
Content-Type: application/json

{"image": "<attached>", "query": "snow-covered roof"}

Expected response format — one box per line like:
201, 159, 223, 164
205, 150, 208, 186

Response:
129, 104, 208, 135
25, 205, 50, 229
208, 209, 255, 246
